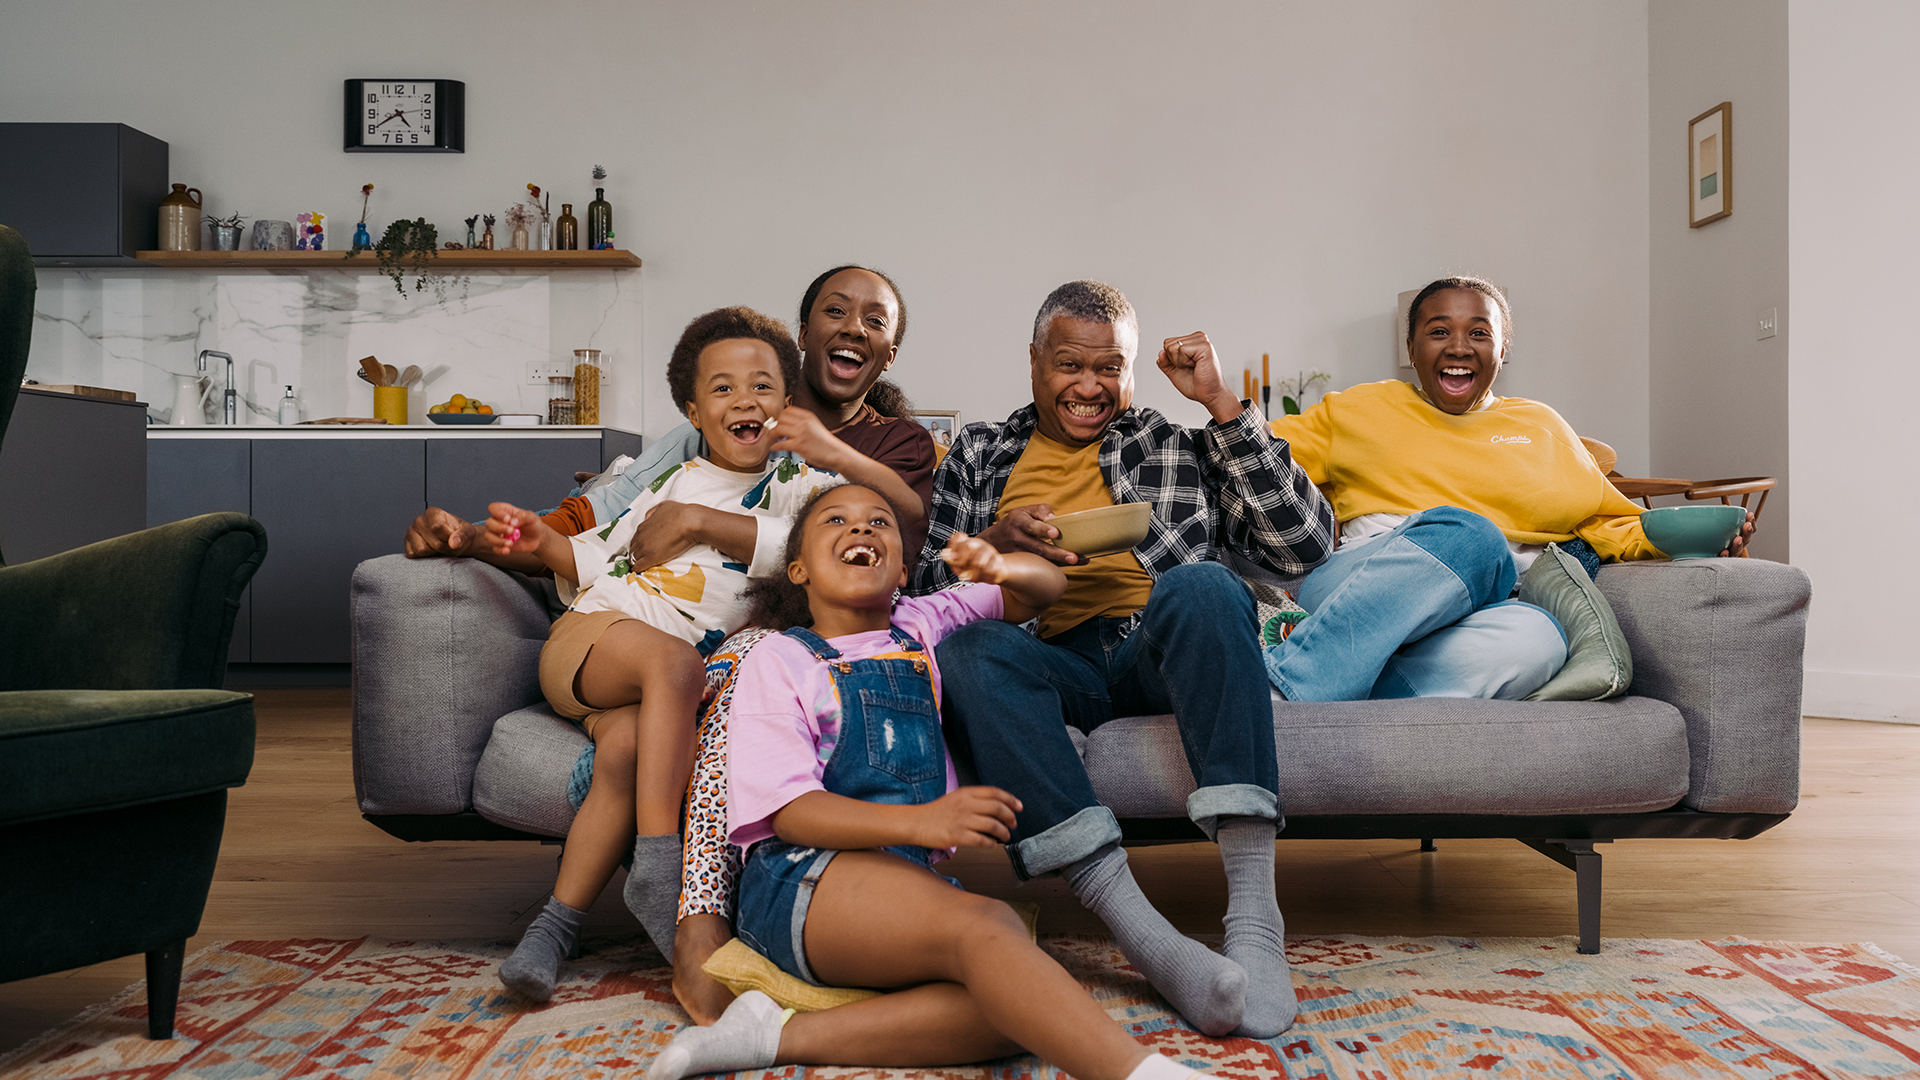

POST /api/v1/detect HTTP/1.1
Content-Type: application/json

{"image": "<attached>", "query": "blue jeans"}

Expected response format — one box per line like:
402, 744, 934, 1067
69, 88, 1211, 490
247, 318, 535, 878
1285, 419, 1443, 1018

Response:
1263, 506, 1566, 702
937, 562, 1279, 880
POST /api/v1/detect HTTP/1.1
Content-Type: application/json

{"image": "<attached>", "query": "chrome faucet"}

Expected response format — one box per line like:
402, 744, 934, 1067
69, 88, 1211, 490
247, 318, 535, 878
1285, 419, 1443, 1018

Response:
198, 349, 235, 425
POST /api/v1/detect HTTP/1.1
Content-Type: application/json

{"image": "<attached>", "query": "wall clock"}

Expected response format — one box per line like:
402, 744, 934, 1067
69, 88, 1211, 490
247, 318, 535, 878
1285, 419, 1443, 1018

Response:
343, 79, 464, 153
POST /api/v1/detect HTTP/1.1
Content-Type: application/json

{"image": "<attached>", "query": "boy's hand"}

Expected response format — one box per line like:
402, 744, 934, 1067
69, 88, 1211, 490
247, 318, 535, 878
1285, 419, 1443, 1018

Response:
404, 507, 479, 557
912, 786, 1022, 849
627, 501, 703, 572
766, 408, 852, 473
940, 531, 1009, 584
481, 502, 545, 555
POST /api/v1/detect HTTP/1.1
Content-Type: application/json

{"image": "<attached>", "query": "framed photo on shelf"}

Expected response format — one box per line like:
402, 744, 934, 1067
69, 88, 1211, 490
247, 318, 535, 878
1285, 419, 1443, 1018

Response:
1689, 101, 1732, 228
913, 410, 959, 450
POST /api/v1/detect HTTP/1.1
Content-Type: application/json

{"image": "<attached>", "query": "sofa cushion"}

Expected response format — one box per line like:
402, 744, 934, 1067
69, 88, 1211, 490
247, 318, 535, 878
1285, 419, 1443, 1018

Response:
1519, 542, 1633, 701
1085, 695, 1690, 819
472, 705, 588, 838
0, 689, 255, 825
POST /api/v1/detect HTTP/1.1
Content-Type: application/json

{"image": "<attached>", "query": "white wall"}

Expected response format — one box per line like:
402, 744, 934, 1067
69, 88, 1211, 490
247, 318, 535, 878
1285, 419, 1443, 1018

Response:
2, 1, 1654, 466
1789, 0, 1920, 723
1647, 0, 1789, 563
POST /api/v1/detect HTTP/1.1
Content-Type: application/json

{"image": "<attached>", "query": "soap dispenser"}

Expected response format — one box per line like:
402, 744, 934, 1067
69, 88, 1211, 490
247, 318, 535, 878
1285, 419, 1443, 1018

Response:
277, 385, 299, 425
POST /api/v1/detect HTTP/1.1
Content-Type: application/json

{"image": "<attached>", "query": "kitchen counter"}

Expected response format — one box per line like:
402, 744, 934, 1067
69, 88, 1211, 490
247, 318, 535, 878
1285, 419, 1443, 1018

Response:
149, 424, 642, 440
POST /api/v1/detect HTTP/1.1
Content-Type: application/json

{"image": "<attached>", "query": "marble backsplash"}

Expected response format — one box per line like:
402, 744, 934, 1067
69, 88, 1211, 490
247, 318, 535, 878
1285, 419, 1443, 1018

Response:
25, 267, 644, 428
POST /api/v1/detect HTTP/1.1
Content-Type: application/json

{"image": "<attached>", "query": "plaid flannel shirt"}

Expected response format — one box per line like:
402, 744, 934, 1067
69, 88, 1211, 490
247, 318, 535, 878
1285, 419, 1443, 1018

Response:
909, 402, 1334, 625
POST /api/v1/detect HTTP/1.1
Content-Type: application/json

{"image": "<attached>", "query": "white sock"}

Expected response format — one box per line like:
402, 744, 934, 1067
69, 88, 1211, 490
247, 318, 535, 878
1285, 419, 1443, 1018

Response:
646, 989, 786, 1080
1126, 1053, 1202, 1080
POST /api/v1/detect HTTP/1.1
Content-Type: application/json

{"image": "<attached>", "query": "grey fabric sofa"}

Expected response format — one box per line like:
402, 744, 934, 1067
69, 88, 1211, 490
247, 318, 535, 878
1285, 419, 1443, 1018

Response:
350, 553, 1810, 953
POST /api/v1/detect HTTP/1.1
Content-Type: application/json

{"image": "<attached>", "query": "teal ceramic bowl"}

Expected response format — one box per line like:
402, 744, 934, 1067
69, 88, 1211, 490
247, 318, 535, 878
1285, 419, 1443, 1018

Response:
1641, 504, 1747, 559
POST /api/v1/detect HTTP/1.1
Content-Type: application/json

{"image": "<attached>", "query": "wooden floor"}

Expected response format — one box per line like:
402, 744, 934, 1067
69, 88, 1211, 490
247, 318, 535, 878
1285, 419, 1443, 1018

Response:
4, 689, 1917, 1051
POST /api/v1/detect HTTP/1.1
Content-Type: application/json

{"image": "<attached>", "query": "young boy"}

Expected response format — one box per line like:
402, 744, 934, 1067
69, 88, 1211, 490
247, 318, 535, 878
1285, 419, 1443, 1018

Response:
479, 306, 899, 1002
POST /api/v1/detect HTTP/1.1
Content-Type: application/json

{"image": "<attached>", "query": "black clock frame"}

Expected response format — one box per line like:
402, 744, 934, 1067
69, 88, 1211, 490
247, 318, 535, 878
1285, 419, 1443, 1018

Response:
343, 79, 465, 153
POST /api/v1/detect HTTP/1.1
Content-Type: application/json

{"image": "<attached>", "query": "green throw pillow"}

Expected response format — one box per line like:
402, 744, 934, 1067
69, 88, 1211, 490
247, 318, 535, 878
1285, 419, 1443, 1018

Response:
1517, 542, 1633, 701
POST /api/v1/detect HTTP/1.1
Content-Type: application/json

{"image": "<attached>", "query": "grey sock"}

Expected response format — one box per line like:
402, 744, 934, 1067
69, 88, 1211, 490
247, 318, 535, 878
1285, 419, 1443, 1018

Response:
1066, 843, 1245, 1037
500, 896, 585, 1003
623, 833, 683, 964
1217, 817, 1298, 1037
646, 989, 784, 1080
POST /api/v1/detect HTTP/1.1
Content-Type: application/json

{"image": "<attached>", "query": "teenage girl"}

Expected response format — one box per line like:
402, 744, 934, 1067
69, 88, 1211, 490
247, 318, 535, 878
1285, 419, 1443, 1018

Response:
647, 483, 1202, 1080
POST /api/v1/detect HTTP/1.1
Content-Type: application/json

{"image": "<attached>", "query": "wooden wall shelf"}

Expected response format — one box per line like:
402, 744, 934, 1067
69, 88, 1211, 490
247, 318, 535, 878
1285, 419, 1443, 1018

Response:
133, 249, 641, 270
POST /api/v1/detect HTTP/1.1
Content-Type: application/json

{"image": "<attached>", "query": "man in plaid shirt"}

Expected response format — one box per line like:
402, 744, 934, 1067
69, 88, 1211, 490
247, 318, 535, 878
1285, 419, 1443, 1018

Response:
919, 281, 1333, 1039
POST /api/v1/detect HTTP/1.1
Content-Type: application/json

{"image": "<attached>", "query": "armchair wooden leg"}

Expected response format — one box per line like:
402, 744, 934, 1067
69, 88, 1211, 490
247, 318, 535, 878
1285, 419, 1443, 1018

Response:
145, 939, 185, 1040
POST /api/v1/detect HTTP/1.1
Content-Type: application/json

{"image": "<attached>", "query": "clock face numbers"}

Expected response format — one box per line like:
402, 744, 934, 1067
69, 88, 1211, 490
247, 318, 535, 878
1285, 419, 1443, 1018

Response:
364, 83, 434, 147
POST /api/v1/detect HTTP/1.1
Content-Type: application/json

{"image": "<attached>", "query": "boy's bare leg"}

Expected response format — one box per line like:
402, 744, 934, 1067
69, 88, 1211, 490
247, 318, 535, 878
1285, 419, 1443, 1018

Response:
576, 621, 705, 961
503, 706, 639, 1001
553, 706, 640, 908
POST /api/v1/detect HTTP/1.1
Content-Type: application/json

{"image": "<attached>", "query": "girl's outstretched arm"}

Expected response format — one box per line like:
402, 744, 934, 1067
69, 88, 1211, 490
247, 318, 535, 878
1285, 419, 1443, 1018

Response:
481, 501, 580, 584
939, 532, 1067, 624
771, 786, 1022, 853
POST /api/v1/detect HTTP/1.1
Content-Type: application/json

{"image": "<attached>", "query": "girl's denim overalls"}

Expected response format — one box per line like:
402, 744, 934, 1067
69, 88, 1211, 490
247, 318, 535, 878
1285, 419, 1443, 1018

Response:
734, 625, 949, 985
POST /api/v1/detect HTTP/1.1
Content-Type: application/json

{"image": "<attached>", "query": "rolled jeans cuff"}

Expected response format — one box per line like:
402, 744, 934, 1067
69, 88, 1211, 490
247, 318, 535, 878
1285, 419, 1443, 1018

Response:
1187, 783, 1280, 841
1008, 804, 1122, 880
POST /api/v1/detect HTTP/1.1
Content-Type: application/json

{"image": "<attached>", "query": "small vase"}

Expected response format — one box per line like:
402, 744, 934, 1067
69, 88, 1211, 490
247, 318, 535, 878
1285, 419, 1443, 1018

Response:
511, 223, 529, 251
587, 188, 611, 250
555, 205, 578, 250
479, 228, 494, 251
466, 226, 477, 248
353, 222, 372, 251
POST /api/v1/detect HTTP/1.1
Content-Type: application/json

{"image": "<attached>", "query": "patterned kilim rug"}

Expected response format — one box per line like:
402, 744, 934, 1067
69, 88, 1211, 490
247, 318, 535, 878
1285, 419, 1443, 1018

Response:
4, 934, 1918, 1080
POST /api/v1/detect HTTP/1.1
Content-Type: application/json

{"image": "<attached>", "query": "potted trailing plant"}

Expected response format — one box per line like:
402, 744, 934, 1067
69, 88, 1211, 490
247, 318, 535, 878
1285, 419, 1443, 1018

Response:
346, 215, 467, 301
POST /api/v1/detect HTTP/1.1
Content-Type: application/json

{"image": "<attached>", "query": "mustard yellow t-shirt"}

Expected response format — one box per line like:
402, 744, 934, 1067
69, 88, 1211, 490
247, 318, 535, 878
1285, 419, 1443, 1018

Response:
996, 432, 1155, 638
1269, 380, 1658, 562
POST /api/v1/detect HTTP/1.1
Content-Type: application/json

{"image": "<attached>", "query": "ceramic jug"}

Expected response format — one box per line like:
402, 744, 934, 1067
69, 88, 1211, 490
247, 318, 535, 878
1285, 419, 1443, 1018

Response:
171, 372, 213, 425
158, 184, 202, 251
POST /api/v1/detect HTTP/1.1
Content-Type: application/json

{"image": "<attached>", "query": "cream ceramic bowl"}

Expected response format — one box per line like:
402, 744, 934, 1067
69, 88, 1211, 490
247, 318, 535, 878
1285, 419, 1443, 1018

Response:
1050, 502, 1153, 557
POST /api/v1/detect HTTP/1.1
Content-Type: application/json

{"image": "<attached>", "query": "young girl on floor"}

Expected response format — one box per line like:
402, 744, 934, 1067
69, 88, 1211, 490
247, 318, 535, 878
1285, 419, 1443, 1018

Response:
478, 307, 902, 1003
647, 483, 1203, 1080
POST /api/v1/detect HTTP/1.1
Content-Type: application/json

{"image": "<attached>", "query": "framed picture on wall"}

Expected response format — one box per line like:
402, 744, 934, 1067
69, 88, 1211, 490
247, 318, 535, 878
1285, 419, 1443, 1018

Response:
1689, 101, 1732, 228
913, 410, 959, 450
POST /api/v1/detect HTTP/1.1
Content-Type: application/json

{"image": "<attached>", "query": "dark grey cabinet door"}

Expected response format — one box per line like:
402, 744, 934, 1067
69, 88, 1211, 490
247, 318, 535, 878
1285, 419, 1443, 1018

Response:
250, 439, 425, 663
0, 390, 146, 564
425, 438, 601, 524
147, 438, 252, 662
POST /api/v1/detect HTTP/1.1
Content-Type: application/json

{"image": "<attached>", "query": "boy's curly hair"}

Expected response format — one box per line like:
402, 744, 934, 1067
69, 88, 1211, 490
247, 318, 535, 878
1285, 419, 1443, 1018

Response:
665, 306, 802, 412
743, 482, 908, 632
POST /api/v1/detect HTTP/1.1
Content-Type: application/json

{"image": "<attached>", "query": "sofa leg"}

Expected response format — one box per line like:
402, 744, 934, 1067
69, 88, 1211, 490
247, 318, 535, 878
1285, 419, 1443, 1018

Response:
1520, 839, 1610, 954
145, 939, 186, 1039
1419, 837, 1437, 852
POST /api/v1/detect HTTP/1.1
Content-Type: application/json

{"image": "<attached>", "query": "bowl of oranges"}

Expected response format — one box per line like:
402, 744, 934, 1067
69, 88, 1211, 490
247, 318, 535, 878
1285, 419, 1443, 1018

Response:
426, 394, 497, 425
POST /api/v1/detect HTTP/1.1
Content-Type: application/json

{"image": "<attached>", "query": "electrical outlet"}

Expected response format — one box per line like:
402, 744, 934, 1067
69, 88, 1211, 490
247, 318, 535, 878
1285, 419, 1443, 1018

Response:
1756, 307, 1778, 340
527, 361, 611, 384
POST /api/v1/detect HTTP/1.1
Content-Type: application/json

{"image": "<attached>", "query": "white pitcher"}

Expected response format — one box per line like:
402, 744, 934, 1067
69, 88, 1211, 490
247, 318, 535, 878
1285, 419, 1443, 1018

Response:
171, 372, 212, 426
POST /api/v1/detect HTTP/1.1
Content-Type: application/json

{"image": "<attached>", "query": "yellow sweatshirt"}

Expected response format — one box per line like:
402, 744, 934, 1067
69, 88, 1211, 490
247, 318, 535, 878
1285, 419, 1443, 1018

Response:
1269, 380, 1659, 562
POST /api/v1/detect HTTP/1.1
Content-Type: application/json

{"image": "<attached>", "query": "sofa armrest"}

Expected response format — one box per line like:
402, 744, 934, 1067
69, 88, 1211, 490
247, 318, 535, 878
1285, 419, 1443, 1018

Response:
0, 513, 266, 692
350, 555, 561, 818
1596, 558, 1810, 814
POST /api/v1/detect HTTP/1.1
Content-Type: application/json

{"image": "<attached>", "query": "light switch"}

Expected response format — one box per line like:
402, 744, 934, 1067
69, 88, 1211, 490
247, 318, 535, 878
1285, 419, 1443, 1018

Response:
1756, 307, 1778, 340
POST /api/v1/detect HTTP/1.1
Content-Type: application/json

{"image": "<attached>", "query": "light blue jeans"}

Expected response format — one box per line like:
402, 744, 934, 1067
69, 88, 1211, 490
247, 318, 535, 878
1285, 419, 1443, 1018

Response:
1263, 506, 1567, 702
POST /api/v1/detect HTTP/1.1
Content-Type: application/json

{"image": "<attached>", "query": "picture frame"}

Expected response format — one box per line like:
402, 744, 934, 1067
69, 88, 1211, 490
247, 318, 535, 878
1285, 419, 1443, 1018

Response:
1689, 101, 1732, 228
913, 409, 959, 450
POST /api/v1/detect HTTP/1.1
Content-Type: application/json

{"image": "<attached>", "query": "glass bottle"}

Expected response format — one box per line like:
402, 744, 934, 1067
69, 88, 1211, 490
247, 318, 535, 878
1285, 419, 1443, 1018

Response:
352, 222, 373, 251
586, 188, 612, 250
277, 385, 299, 425
555, 204, 578, 250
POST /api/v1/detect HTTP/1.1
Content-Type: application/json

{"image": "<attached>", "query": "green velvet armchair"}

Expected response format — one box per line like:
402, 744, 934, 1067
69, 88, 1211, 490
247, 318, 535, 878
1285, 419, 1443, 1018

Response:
0, 223, 267, 1041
